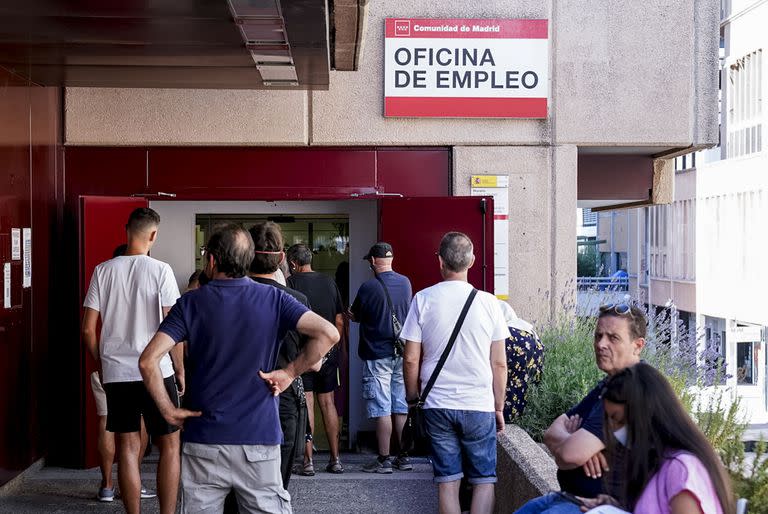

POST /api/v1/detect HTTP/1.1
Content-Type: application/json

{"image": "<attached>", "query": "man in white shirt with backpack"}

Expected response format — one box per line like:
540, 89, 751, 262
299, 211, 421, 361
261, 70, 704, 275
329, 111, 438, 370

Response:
401, 231, 508, 514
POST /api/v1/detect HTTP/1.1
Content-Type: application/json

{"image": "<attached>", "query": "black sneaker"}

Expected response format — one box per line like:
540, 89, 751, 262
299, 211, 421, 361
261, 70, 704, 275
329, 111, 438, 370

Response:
361, 457, 393, 474
393, 455, 413, 471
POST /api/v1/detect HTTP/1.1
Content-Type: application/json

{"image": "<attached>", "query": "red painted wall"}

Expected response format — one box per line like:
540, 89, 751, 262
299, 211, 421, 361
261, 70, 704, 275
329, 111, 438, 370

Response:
0, 68, 60, 486
58, 146, 451, 468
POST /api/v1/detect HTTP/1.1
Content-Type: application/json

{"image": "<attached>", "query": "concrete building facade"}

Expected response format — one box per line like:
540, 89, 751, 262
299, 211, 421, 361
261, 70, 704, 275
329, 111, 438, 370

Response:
0, 0, 720, 481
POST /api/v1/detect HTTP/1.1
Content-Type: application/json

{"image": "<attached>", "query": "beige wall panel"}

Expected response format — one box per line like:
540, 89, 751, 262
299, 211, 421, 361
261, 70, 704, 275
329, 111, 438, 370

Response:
649, 279, 672, 306
453, 145, 577, 321
610, 211, 631, 254
554, 0, 696, 146
311, 0, 551, 146
551, 145, 577, 314
65, 88, 308, 146
675, 168, 696, 201
650, 279, 696, 314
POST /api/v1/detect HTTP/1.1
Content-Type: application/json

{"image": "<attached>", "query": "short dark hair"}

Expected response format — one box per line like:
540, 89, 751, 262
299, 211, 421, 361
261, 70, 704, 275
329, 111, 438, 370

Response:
597, 305, 647, 341
204, 224, 254, 278
126, 208, 160, 234
439, 232, 474, 272
249, 222, 284, 274
286, 244, 312, 267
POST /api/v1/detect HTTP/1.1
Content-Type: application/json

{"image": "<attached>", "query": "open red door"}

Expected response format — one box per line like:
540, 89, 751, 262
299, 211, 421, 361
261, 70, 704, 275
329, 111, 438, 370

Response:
379, 197, 494, 295
80, 196, 148, 468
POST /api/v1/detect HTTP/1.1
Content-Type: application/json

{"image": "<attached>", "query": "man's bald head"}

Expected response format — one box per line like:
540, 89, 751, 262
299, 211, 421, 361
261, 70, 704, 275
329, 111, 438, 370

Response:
204, 224, 255, 278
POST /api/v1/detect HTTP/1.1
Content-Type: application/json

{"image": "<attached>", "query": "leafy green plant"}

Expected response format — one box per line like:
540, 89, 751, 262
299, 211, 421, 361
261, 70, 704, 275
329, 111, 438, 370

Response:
517, 315, 601, 441
577, 245, 600, 277
697, 390, 768, 512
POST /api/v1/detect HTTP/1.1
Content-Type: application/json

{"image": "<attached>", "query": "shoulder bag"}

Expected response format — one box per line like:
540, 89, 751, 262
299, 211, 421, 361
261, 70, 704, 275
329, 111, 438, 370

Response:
375, 274, 406, 357
401, 288, 478, 453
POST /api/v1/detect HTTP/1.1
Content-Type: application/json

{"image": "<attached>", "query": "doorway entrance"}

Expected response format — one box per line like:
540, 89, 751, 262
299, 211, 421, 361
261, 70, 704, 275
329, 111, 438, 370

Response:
195, 213, 351, 451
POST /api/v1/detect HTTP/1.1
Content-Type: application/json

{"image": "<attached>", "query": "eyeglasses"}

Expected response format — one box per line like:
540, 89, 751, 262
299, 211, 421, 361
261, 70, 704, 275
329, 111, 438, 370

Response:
599, 303, 635, 318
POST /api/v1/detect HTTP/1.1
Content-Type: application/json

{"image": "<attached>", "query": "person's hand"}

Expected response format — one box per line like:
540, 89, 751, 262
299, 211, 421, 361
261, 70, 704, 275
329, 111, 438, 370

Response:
175, 371, 185, 396
495, 410, 505, 433
578, 494, 619, 512
259, 369, 295, 396
162, 407, 202, 427
582, 451, 609, 479
564, 414, 582, 433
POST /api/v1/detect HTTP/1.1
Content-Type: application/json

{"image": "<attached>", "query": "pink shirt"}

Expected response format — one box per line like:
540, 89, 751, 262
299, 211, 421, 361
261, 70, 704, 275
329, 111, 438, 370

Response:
633, 451, 724, 514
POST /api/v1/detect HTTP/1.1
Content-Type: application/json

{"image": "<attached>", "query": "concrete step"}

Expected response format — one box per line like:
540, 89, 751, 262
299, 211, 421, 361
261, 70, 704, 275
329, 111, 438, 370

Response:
0, 453, 438, 513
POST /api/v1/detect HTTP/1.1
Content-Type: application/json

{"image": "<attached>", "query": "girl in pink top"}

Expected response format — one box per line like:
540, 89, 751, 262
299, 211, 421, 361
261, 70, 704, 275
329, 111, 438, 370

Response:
580, 363, 734, 514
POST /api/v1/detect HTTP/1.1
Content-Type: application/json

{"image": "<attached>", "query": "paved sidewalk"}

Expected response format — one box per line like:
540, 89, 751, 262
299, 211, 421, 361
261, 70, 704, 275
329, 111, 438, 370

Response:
0, 453, 437, 513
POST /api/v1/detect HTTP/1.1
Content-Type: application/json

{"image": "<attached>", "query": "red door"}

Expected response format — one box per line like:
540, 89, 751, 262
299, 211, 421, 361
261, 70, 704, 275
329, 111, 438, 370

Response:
379, 197, 494, 295
80, 196, 148, 468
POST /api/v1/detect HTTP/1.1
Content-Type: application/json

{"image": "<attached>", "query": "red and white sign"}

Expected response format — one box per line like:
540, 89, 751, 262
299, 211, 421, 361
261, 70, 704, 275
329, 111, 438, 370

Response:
384, 18, 549, 118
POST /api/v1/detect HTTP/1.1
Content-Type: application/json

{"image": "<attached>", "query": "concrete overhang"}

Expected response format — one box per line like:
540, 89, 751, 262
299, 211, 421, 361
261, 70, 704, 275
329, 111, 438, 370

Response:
577, 146, 690, 210
0, 0, 330, 89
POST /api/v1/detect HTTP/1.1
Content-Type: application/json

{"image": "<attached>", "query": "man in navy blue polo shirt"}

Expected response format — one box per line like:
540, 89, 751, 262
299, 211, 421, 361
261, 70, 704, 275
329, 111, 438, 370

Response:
139, 224, 339, 513
349, 242, 413, 473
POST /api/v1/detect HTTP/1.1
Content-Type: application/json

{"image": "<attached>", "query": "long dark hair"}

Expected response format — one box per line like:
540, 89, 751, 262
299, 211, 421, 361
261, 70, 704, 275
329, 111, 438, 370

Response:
602, 363, 734, 514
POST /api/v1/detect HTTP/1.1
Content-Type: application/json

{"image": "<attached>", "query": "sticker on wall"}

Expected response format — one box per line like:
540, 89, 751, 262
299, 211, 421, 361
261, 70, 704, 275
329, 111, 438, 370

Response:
11, 228, 21, 260
3, 262, 10, 309
470, 175, 509, 300
22, 228, 31, 288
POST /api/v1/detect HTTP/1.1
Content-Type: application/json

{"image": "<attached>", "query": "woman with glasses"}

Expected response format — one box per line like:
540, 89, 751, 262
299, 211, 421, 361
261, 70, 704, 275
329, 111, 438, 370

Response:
581, 362, 734, 514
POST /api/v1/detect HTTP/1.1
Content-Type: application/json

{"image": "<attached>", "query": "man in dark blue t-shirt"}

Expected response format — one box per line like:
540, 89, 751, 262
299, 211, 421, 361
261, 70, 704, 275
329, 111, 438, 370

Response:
513, 305, 647, 514
139, 224, 339, 513
349, 242, 413, 474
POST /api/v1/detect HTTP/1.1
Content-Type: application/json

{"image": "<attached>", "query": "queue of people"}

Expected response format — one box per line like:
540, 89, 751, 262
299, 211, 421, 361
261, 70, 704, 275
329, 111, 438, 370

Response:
82, 207, 733, 514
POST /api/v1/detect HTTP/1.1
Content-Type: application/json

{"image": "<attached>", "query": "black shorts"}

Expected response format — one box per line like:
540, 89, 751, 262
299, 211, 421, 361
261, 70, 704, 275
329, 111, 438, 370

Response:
104, 376, 180, 436
302, 346, 340, 394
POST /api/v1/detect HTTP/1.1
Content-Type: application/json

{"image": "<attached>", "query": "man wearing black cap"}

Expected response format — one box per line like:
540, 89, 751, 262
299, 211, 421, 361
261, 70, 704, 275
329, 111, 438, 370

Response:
349, 242, 413, 473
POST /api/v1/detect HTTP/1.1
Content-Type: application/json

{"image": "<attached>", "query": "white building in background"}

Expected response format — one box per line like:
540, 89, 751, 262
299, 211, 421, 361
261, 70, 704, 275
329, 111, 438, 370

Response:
697, 0, 768, 423
586, 0, 768, 423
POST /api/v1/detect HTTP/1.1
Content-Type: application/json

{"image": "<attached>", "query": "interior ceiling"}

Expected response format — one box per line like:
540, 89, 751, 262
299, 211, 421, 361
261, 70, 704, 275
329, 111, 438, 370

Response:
0, 0, 329, 89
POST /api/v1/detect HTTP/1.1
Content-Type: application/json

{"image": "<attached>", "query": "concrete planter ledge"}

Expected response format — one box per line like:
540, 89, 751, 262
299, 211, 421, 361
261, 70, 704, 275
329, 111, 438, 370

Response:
496, 424, 559, 513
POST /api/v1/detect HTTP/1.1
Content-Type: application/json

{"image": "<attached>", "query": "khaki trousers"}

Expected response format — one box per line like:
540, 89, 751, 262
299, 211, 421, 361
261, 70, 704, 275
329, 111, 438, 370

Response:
181, 443, 292, 514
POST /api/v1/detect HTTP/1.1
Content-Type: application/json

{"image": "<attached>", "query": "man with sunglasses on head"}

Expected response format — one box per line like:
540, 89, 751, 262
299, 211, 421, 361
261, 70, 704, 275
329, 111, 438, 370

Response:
514, 303, 647, 514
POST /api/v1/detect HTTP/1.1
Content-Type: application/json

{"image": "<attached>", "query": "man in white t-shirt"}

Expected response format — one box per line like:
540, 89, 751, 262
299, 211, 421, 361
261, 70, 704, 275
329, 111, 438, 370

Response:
401, 231, 509, 514
81, 207, 182, 514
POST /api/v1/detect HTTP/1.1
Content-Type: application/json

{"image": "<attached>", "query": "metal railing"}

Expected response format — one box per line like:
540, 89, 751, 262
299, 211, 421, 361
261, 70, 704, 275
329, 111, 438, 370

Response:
576, 276, 629, 291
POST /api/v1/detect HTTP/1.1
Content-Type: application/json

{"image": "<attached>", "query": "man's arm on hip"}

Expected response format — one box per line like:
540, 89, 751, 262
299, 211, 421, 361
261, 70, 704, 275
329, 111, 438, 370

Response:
162, 306, 185, 394
139, 331, 200, 426
261, 311, 340, 395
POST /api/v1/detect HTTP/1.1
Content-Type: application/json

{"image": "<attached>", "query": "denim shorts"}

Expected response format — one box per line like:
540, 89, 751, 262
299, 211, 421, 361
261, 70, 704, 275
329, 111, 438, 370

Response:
362, 356, 408, 418
423, 408, 497, 484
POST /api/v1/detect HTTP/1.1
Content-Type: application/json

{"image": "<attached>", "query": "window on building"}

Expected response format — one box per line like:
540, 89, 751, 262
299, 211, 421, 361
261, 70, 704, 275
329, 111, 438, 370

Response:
582, 208, 597, 227
727, 49, 763, 159
736, 341, 757, 385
